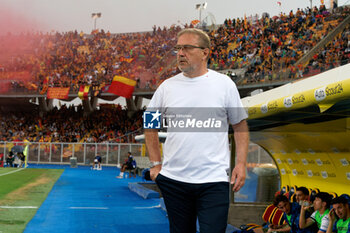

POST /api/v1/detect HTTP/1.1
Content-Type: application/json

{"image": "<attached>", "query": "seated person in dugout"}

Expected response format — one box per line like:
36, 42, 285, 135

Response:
18, 152, 25, 167
326, 196, 350, 233
116, 152, 136, 178
300, 192, 332, 233
296, 187, 311, 205
92, 154, 102, 170
6, 151, 15, 167
265, 194, 316, 233
13, 152, 25, 168
254, 187, 315, 233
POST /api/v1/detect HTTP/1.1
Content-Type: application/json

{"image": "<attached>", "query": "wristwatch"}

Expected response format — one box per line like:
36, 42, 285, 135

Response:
150, 161, 162, 168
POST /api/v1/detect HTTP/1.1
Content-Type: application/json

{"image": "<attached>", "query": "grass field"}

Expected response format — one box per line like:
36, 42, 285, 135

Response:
0, 168, 63, 233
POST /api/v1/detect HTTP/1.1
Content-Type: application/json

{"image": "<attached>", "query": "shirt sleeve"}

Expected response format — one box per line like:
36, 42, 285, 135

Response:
319, 214, 330, 232
310, 212, 316, 222
225, 80, 248, 125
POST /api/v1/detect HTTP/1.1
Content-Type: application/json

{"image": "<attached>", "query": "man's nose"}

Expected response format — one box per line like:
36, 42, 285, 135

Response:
177, 48, 186, 56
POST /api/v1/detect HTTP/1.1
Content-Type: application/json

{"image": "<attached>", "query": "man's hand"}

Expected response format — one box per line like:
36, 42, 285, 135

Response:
301, 203, 311, 211
150, 165, 162, 181
328, 208, 336, 223
231, 163, 246, 192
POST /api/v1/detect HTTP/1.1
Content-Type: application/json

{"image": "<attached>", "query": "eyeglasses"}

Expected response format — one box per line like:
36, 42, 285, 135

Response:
173, 44, 206, 53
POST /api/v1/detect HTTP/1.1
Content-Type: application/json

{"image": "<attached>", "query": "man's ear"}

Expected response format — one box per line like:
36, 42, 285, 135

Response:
202, 48, 210, 61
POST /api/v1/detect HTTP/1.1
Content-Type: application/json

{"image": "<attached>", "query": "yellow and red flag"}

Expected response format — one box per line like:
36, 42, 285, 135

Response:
191, 20, 200, 26
78, 85, 90, 100
40, 76, 49, 94
108, 76, 136, 98
120, 57, 134, 63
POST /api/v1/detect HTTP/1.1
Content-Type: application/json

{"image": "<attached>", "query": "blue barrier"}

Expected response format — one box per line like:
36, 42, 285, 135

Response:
128, 182, 160, 199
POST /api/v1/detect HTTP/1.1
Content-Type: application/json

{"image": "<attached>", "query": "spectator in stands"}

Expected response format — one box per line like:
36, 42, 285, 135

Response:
116, 152, 136, 178
268, 194, 315, 233
92, 154, 102, 170
300, 192, 332, 233
326, 196, 350, 233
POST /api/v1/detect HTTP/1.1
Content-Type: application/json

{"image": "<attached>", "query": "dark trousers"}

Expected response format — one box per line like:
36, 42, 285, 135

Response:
156, 173, 229, 233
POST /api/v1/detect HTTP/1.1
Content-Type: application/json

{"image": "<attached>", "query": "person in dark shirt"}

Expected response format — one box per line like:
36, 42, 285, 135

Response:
326, 196, 350, 233
269, 194, 316, 233
116, 152, 136, 178
6, 151, 14, 167
92, 154, 102, 170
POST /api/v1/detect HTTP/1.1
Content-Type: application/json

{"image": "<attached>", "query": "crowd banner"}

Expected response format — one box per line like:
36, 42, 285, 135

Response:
47, 87, 70, 100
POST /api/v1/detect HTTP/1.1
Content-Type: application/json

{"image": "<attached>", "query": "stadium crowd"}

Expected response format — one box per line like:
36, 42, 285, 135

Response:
0, 25, 182, 92
0, 105, 143, 143
208, 5, 350, 83
156, 5, 350, 84
0, 4, 349, 144
0, 4, 348, 93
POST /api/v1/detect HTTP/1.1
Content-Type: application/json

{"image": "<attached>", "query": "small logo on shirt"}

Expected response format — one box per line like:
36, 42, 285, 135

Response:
143, 110, 162, 129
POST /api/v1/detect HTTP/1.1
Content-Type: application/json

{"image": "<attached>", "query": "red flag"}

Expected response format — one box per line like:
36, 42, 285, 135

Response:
108, 76, 136, 98
0, 81, 11, 94
43, 76, 49, 85
38, 119, 43, 129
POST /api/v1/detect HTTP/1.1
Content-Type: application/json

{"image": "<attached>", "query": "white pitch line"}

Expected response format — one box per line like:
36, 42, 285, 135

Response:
0, 206, 38, 209
69, 207, 109, 210
0, 168, 25, 177
133, 205, 161, 209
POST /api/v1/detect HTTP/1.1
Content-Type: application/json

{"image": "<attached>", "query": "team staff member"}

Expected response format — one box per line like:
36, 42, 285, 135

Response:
267, 194, 314, 233
326, 196, 350, 233
116, 152, 136, 178
295, 187, 311, 205
300, 192, 332, 233
145, 28, 249, 233
92, 154, 102, 170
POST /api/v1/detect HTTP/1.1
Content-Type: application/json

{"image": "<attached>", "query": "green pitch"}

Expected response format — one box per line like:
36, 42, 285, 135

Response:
0, 168, 63, 233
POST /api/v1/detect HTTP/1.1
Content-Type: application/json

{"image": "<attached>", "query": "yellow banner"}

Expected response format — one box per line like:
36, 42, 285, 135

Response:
248, 79, 350, 119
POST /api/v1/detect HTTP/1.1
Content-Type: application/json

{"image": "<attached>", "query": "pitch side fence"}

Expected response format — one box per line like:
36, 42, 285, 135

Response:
0, 141, 273, 166
0, 142, 146, 166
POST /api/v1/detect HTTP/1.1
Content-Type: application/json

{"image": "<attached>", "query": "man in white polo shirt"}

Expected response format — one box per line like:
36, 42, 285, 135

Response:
144, 28, 249, 233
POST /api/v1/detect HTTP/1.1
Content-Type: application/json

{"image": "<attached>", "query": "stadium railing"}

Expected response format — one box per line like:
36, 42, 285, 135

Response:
0, 141, 146, 166
0, 141, 273, 168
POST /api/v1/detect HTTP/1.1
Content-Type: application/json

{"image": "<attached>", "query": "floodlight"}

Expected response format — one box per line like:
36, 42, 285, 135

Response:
91, 12, 102, 30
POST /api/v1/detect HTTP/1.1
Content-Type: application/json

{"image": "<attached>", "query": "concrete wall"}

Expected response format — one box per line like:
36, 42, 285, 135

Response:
228, 203, 267, 227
